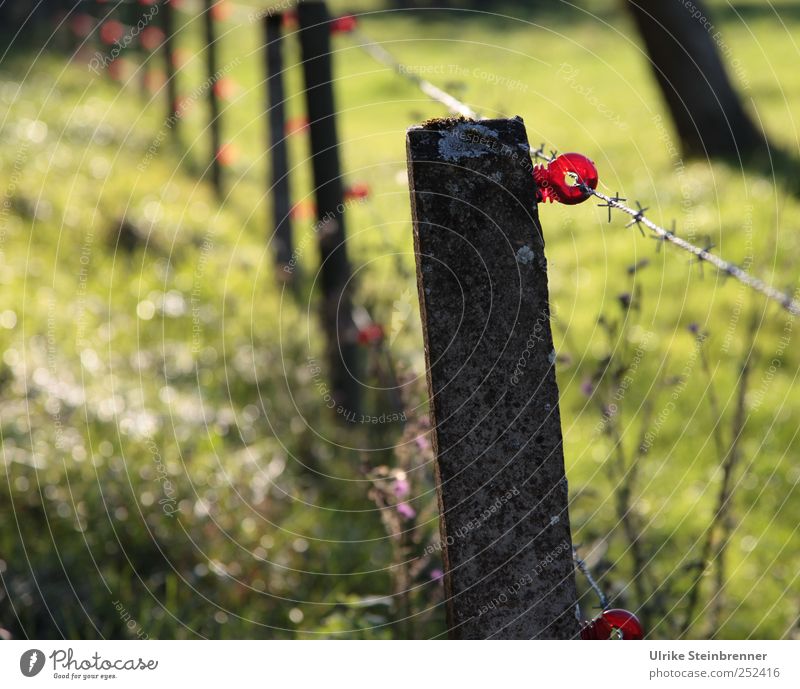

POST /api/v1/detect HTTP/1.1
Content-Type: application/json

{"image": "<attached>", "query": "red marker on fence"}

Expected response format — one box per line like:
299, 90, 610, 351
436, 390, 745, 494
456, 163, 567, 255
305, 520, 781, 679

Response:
140, 26, 166, 51
284, 116, 309, 136
331, 15, 358, 34
215, 143, 239, 167
344, 182, 370, 201
100, 20, 125, 45
282, 10, 298, 30
212, 77, 237, 101
210, 1, 232, 22
357, 323, 384, 346
290, 200, 316, 221
533, 152, 598, 205
580, 609, 644, 640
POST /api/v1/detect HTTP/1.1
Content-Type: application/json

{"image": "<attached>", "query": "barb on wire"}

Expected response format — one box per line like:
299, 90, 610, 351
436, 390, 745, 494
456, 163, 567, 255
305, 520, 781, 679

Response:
598, 192, 626, 223
573, 547, 609, 611
652, 220, 675, 253
625, 201, 648, 235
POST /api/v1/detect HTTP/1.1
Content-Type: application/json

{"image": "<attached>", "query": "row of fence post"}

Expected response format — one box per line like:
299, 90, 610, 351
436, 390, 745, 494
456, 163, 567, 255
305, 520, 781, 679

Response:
66, 0, 580, 639
178, 0, 361, 413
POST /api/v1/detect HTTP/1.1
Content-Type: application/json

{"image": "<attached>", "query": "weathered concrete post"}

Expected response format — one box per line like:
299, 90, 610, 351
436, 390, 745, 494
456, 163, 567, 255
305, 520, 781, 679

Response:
264, 13, 293, 276
203, 0, 222, 198
406, 117, 579, 639
161, 0, 180, 138
297, 0, 361, 416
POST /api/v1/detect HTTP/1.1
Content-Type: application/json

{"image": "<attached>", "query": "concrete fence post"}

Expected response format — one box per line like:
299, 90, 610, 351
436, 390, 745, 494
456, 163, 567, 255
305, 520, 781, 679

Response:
406, 116, 579, 639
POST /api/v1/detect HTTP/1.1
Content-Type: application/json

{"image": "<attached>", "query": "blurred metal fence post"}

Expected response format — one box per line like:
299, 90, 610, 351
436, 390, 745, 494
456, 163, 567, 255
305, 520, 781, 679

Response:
264, 13, 293, 277
297, 0, 361, 416
162, 0, 180, 137
406, 117, 579, 639
203, 0, 223, 197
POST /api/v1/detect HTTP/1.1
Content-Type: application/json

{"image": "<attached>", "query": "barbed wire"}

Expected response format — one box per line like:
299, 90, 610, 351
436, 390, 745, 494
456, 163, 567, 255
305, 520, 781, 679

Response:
74, 2, 800, 318
351, 29, 479, 120
529, 146, 800, 316
347, 27, 800, 319
573, 547, 609, 611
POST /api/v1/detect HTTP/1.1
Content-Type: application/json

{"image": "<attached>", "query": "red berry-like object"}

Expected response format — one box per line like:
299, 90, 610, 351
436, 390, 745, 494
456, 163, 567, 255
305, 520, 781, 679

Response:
580, 608, 644, 640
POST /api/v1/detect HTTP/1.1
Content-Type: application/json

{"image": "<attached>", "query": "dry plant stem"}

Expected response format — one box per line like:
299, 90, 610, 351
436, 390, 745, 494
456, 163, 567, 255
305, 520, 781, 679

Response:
709, 335, 754, 633
699, 344, 727, 461
370, 480, 415, 639
680, 312, 757, 637
608, 415, 648, 623
597, 309, 651, 622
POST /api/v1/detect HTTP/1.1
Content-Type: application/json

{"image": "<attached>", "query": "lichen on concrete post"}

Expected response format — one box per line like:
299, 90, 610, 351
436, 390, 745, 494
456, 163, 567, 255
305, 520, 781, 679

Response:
406, 116, 579, 639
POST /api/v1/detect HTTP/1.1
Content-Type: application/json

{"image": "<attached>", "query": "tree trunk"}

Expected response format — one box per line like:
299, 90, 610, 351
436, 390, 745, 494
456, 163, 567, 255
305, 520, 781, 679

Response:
625, 0, 764, 158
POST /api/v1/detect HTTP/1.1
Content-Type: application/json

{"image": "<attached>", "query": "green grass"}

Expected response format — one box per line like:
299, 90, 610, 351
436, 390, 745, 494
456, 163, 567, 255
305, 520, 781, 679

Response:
1, 0, 799, 639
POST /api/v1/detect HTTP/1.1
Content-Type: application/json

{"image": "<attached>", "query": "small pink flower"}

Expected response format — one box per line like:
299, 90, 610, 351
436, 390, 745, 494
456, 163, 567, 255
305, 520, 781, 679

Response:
415, 434, 431, 452
430, 568, 444, 581
393, 478, 410, 498
396, 502, 416, 520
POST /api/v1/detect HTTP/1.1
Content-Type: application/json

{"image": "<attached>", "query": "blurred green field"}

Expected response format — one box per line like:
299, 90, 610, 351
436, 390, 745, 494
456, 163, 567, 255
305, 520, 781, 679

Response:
1, 0, 799, 639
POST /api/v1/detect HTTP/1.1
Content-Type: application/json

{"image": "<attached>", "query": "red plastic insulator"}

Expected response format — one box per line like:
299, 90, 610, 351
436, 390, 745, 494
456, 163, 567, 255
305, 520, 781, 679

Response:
533, 152, 598, 205
331, 15, 358, 34
580, 608, 644, 640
